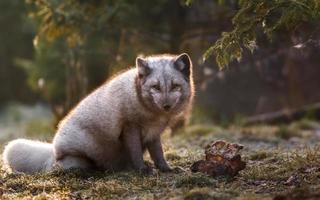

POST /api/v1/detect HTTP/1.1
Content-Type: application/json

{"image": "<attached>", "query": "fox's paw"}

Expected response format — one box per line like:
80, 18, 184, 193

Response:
138, 165, 155, 176
157, 164, 173, 173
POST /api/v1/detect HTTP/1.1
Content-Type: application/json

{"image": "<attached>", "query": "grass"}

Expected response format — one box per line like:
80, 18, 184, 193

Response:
1, 119, 320, 199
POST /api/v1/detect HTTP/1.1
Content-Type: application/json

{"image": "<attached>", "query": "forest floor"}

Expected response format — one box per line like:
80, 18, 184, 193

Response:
1, 119, 320, 199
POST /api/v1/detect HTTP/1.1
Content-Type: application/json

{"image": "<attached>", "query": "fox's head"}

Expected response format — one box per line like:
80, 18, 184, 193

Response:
135, 53, 193, 114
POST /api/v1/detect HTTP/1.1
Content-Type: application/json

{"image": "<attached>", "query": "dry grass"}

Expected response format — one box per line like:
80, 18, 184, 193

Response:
1, 120, 320, 199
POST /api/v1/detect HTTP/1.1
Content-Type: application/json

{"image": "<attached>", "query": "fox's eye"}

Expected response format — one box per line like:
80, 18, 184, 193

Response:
151, 84, 161, 91
171, 84, 181, 91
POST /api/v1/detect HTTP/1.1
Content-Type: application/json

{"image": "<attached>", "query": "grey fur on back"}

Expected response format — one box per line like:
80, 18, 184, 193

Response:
2, 53, 194, 173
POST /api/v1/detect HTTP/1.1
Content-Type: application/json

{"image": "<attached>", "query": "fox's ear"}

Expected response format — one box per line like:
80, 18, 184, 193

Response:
174, 53, 192, 80
136, 57, 150, 78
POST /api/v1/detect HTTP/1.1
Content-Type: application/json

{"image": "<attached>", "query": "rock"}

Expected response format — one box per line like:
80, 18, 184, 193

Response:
191, 140, 246, 177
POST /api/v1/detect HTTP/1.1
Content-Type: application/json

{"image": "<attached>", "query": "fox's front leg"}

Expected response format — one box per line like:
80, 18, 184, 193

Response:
147, 136, 172, 172
122, 124, 153, 174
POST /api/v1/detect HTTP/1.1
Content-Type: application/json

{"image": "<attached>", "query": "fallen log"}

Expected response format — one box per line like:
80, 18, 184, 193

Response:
244, 102, 320, 125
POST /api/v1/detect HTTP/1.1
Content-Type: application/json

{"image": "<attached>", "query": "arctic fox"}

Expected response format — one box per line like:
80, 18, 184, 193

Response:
2, 53, 194, 174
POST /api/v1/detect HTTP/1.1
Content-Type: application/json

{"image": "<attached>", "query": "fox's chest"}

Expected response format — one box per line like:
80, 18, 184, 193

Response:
141, 117, 169, 142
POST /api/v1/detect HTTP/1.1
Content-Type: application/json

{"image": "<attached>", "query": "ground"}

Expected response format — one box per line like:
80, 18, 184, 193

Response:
1, 119, 320, 199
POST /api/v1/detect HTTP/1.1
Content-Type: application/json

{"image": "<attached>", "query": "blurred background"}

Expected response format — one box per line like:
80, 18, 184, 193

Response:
1, 0, 320, 142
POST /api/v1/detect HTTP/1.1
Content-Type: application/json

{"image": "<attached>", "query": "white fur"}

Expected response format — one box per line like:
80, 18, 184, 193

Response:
3, 139, 54, 173
2, 54, 194, 173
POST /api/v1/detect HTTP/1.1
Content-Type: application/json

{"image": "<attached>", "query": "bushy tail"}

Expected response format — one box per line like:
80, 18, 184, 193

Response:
2, 139, 55, 173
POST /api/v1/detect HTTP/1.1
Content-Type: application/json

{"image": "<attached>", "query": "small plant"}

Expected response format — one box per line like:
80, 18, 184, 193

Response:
275, 125, 297, 139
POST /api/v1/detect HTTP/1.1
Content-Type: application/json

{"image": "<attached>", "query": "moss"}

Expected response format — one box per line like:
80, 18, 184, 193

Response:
249, 151, 271, 161
273, 187, 320, 200
242, 146, 320, 183
235, 193, 271, 200
184, 188, 235, 200
184, 190, 213, 200
174, 174, 217, 188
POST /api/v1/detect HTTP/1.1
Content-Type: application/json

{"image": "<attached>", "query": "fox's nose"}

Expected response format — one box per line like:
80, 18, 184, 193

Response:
163, 104, 171, 111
